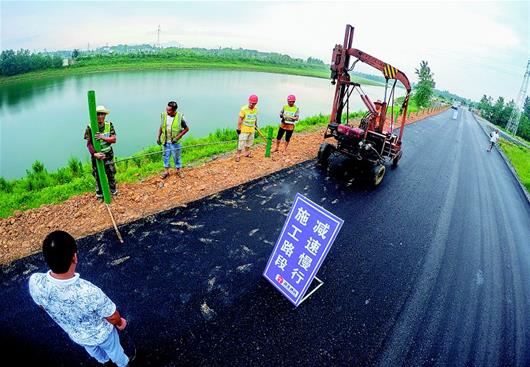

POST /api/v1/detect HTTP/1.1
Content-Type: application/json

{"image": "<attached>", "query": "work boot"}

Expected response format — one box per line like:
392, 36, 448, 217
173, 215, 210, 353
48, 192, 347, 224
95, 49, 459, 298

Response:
176, 170, 185, 178
160, 171, 169, 179
110, 189, 118, 196
96, 192, 103, 199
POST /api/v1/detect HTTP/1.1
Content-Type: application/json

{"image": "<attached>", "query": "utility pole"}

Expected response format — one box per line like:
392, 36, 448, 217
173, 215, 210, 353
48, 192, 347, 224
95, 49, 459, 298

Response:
506, 59, 530, 135
157, 24, 161, 48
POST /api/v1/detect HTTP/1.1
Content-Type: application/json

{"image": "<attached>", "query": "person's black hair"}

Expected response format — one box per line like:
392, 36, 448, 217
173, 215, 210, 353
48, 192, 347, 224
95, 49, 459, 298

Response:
42, 231, 77, 274
168, 101, 178, 112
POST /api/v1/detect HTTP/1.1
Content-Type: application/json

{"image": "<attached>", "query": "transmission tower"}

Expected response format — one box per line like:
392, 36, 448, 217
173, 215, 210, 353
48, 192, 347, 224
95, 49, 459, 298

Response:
157, 25, 161, 48
506, 59, 530, 135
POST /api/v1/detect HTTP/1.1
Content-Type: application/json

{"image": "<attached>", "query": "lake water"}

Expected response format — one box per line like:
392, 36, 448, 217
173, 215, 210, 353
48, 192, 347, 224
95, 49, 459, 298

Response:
0, 69, 392, 179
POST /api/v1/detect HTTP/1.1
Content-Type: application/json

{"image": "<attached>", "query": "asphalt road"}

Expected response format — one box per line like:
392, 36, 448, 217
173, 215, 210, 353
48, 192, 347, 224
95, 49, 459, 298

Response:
1, 109, 529, 366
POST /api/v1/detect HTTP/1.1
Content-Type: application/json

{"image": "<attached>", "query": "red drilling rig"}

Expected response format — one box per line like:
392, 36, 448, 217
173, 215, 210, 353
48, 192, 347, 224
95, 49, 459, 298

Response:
318, 24, 412, 187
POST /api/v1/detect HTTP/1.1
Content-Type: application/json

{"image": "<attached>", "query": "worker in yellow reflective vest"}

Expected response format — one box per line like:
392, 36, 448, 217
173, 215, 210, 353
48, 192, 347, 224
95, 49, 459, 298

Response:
236, 94, 259, 162
157, 101, 190, 179
272, 95, 299, 154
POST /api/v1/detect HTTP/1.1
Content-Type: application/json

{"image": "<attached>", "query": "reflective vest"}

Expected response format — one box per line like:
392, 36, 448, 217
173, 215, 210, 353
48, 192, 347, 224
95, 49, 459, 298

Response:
160, 112, 183, 144
90, 122, 112, 153
282, 104, 298, 124
241, 105, 258, 127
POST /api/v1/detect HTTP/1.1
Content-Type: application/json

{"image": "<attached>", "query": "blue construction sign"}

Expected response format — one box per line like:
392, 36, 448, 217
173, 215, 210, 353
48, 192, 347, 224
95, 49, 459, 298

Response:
263, 193, 344, 307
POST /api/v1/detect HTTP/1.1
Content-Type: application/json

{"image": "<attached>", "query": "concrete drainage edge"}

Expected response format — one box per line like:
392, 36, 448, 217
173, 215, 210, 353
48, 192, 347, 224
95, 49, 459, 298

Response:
471, 112, 530, 205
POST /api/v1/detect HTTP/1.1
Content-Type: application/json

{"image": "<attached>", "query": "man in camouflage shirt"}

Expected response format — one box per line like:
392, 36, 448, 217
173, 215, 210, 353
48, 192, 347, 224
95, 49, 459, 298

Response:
84, 105, 117, 199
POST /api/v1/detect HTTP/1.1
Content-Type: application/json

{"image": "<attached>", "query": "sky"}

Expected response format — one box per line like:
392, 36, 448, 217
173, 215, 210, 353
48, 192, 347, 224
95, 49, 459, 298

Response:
1, 0, 528, 102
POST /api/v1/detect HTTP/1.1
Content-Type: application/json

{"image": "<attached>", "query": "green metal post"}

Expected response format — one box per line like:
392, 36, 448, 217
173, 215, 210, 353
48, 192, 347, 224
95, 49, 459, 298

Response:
265, 127, 273, 157
87, 91, 111, 204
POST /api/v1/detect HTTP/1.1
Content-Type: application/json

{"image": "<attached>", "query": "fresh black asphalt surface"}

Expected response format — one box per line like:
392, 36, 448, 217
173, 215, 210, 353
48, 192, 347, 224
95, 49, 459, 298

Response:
1, 109, 529, 366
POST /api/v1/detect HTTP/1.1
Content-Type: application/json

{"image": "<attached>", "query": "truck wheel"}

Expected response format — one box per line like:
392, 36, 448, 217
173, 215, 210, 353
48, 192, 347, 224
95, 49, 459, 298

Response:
392, 150, 403, 168
318, 143, 334, 167
370, 164, 386, 187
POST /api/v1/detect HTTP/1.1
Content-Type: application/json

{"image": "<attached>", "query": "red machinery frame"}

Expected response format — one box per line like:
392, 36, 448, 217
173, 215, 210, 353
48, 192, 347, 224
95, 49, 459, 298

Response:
328, 24, 412, 144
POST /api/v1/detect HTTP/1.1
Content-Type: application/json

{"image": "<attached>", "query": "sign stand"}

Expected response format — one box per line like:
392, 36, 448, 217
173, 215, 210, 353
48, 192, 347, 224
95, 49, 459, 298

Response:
297, 276, 324, 306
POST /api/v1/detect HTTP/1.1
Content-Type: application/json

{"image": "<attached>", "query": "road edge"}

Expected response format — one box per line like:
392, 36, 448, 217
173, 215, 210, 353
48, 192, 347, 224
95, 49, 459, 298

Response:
471, 112, 530, 205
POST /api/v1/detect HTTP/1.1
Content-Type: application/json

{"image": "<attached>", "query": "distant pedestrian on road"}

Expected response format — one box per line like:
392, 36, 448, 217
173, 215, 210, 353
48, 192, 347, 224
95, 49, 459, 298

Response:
84, 105, 118, 199
28, 231, 134, 367
236, 94, 259, 162
272, 95, 299, 154
157, 101, 190, 179
488, 129, 500, 152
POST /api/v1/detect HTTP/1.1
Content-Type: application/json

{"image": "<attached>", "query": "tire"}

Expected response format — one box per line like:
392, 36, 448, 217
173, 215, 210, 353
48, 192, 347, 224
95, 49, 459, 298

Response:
318, 142, 334, 166
328, 155, 349, 178
370, 164, 386, 187
392, 150, 403, 168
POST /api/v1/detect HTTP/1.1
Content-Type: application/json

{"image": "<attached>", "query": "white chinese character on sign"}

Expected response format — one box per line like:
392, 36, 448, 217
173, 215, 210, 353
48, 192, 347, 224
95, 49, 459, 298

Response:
291, 268, 305, 284
294, 207, 310, 226
280, 240, 294, 257
275, 254, 288, 271
305, 237, 321, 256
313, 220, 330, 239
287, 224, 302, 242
298, 253, 312, 271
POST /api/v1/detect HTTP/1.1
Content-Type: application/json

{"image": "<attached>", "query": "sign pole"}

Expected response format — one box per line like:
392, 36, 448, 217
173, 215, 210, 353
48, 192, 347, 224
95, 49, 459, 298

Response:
87, 90, 111, 204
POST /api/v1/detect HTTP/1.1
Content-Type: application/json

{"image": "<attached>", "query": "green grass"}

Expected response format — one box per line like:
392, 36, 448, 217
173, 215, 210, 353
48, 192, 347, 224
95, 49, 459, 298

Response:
499, 139, 530, 192
0, 59, 382, 87
390, 97, 438, 117
0, 112, 359, 218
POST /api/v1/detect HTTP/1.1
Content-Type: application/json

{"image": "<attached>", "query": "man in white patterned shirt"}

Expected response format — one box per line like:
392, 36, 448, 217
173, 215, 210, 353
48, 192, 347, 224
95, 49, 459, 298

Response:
28, 231, 133, 366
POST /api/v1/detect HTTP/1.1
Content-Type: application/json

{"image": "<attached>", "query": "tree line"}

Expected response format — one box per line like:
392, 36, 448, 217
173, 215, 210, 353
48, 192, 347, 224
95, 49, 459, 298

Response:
0, 49, 63, 76
477, 95, 530, 141
0, 46, 326, 77
72, 47, 326, 68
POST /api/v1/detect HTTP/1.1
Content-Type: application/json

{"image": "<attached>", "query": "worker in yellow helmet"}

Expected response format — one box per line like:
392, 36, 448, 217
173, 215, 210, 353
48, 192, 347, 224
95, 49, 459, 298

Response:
236, 94, 259, 162
272, 95, 299, 154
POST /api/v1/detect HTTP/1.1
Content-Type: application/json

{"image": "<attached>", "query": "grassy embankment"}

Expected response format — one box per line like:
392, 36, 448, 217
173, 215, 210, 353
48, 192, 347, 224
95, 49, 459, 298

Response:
391, 96, 428, 116
0, 112, 366, 218
0, 57, 381, 87
499, 140, 530, 192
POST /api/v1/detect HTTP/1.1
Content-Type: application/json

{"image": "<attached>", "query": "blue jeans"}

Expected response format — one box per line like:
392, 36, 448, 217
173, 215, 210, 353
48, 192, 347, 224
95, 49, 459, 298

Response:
163, 142, 182, 169
82, 328, 129, 367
